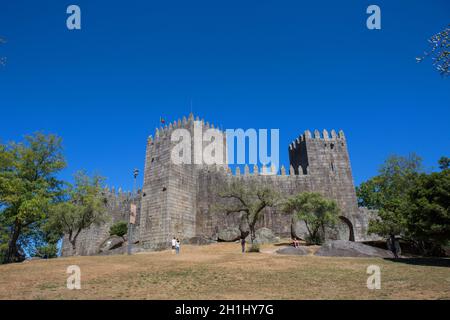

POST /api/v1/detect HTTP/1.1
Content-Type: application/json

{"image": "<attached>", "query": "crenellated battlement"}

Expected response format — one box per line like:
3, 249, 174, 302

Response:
206, 164, 309, 177
147, 113, 225, 144
101, 186, 141, 200
289, 129, 345, 151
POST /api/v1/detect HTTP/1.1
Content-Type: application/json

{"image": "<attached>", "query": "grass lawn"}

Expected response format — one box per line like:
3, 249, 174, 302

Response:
0, 242, 449, 300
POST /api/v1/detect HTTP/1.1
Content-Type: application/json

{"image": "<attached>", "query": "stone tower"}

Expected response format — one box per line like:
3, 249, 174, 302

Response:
289, 129, 359, 240
289, 129, 352, 179
139, 114, 227, 250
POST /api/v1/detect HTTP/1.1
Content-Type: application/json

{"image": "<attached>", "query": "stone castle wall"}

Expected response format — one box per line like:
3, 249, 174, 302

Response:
63, 114, 374, 256
61, 190, 141, 256
195, 165, 368, 242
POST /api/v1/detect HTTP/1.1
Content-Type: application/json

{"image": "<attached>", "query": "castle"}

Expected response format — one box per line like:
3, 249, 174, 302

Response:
62, 114, 376, 256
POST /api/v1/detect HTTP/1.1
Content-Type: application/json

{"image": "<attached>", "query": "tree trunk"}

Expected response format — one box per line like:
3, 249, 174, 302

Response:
250, 224, 256, 244
4, 221, 21, 264
69, 229, 83, 256
70, 238, 77, 256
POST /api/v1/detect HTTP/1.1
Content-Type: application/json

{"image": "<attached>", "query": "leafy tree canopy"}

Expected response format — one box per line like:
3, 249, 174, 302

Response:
109, 221, 128, 239
405, 168, 450, 255
438, 156, 450, 170
45, 171, 109, 254
0, 133, 66, 263
358, 154, 450, 256
283, 192, 339, 245
216, 180, 279, 244
416, 25, 449, 77
357, 153, 423, 236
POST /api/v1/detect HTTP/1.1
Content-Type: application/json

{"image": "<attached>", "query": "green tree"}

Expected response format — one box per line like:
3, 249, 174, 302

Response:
416, 25, 449, 77
358, 154, 450, 256
46, 171, 109, 254
438, 156, 450, 170
109, 221, 128, 240
404, 168, 450, 255
217, 180, 279, 245
357, 154, 422, 237
33, 243, 58, 259
0, 133, 66, 264
283, 192, 339, 245
0, 220, 10, 262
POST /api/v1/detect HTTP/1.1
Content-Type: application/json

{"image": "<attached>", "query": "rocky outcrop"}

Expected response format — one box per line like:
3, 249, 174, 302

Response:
217, 227, 280, 244
99, 235, 126, 253
292, 219, 309, 240
246, 228, 280, 244
184, 236, 216, 245
315, 240, 394, 258
218, 227, 241, 242
276, 246, 309, 256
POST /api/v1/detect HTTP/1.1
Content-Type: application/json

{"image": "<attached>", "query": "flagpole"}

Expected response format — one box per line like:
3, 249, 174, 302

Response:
128, 168, 139, 255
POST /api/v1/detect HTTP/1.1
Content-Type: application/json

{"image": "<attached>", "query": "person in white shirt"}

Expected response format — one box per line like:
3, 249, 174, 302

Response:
175, 239, 180, 254
171, 237, 176, 254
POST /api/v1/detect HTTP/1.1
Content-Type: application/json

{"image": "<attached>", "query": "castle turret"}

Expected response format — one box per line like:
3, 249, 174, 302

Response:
139, 115, 227, 250
288, 129, 351, 178
288, 129, 358, 240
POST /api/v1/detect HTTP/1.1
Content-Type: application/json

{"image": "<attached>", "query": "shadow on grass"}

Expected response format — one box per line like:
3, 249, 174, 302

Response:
384, 257, 450, 268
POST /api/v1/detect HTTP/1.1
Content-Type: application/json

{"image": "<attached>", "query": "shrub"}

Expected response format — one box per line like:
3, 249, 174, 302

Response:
34, 244, 58, 259
247, 243, 260, 253
109, 221, 128, 239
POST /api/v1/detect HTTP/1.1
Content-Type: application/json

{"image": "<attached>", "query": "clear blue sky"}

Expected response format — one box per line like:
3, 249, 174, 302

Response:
0, 0, 449, 190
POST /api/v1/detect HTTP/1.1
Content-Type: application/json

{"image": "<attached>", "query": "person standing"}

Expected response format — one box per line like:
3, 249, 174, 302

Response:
175, 238, 180, 255
171, 237, 176, 254
388, 234, 400, 259
241, 237, 246, 253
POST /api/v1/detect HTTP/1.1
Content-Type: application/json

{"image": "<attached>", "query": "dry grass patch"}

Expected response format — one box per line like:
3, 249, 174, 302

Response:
0, 243, 449, 300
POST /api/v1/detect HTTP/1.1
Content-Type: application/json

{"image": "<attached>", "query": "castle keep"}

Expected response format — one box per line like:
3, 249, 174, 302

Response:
63, 114, 375, 256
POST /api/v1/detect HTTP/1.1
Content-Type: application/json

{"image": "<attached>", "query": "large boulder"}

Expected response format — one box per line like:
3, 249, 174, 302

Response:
292, 220, 309, 240
246, 228, 280, 244
315, 240, 394, 258
322, 223, 351, 241
292, 219, 352, 242
99, 245, 126, 256
276, 246, 309, 256
99, 235, 125, 253
184, 236, 216, 246
218, 227, 241, 242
